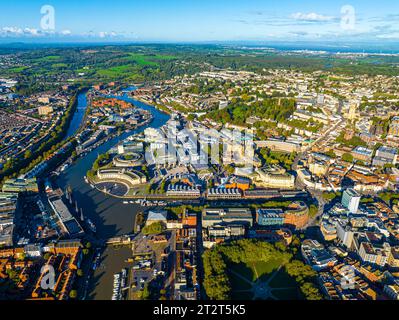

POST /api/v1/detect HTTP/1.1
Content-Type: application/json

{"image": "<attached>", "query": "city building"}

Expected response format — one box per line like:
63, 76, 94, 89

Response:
97, 168, 147, 187
256, 167, 295, 189
352, 147, 374, 164
224, 176, 251, 191
342, 188, 361, 214
38, 106, 54, 116
202, 208, 253, 228
373, 146, 398, 167
0, 192, 18, 247
206, 188, 242, 200
256, 208, 285, 226
2, 178, 38, 193
48, 197, 84, 237
146, 210, 168, 226
358, 242, 390, 267
284, 202, 309, 229
166, 185, 201, 198
301, 239, 337, 271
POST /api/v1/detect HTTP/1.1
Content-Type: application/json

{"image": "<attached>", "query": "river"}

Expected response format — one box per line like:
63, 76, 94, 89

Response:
65, 90, 88, 139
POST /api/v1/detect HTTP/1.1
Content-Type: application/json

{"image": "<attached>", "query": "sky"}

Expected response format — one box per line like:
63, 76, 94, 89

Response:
0, 0, 399, 43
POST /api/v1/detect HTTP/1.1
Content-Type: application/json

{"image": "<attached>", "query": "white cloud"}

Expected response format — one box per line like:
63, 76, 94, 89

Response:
23, 28, 40, 36
0, 26, 71, 37
98, 31, 118, 38
1, 26, 23, 35
0, 27, 41, 36
291, 12, 335, 22
376, 33, 399, 39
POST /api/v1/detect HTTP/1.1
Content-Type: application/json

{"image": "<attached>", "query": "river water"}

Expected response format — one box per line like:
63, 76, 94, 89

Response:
65, 90, 89, 139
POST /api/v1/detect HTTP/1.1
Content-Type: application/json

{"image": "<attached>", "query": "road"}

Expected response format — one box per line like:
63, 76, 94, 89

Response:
292, 117, 346, 227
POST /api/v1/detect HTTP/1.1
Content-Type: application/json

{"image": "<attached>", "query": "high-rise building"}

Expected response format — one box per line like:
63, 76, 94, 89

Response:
342, 188, 361, 214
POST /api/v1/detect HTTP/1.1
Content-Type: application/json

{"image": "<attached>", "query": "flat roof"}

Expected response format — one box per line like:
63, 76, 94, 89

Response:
50, 198, 73, 222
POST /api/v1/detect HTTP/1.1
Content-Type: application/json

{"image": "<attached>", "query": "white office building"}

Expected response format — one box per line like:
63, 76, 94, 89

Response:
342, 188, 361, 214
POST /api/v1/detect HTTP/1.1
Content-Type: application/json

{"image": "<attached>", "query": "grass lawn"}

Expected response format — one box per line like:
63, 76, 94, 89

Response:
228, 262, 254, 282
252, 259, 282, 281
96, 65, 136, 77
6, 66, 29, 73
269, 268, 298, 288
228, 258, 302, 300
51, 63, 68, 69
125, 54, 159, 66
228, 271, 253, 291
34, 55, 61, 62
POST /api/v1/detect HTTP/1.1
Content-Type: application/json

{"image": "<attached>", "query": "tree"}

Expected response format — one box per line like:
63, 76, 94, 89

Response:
309, 204, 318, 218
275, 241, 287, 252
224, 164, 235, 175
77, 269, 84, 277
138, 284, 150, 300
285, 260, 317, 284
142, 222, 165, 235
203, 250, 230, 300
325, 150, 336, 158
300, 282, 323, 300
202, 239, 292, 299
159, 181, 166, 194
69, 290, 78, 299
24, 150, 32, 159
322, 192, 337, 202
342, 153, 353, 163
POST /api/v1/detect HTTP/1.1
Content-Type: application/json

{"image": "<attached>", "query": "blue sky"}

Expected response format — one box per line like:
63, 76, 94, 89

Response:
0, 0, 399, 42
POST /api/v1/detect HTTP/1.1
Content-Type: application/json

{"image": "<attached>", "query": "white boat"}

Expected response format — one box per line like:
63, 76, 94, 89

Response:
87, 219, 97, 233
